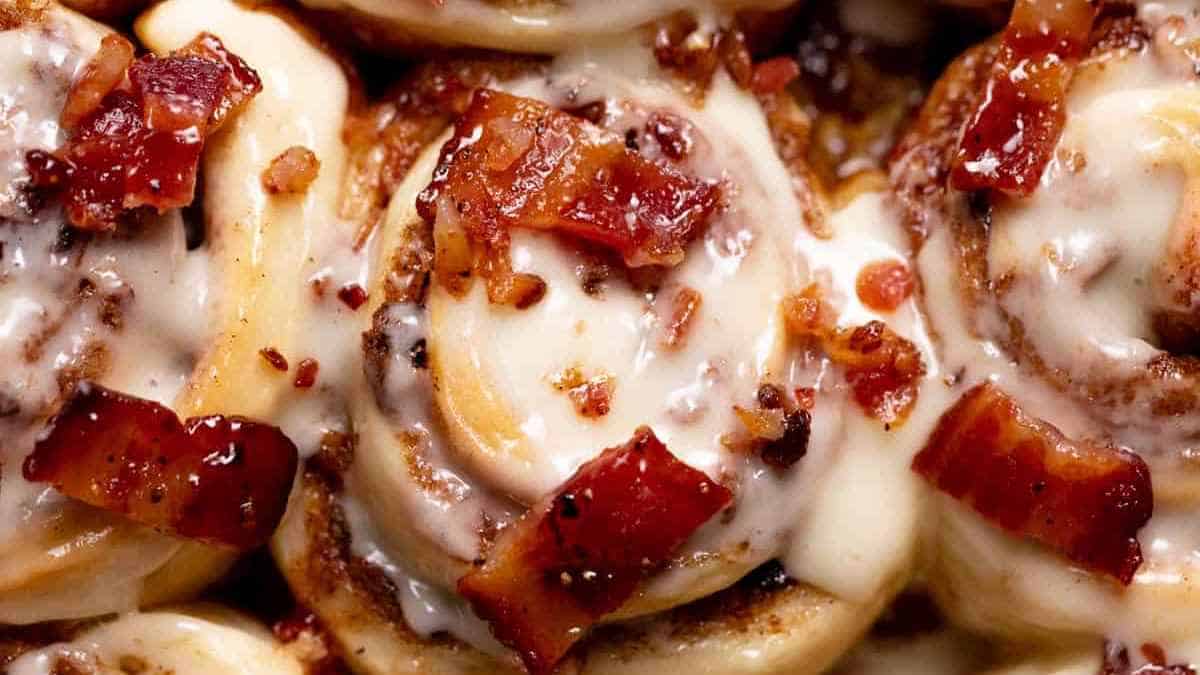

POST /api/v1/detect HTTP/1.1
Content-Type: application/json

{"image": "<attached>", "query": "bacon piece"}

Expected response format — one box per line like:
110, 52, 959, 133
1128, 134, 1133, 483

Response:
61, 34, 135, 131
912, 383, 1152, 585
783, 287, 925, 425
417, 89, 719, 271
259, 347, 289, 372
27, 33, 261, 230
23, 383, 298, 550
262, 146, 321, 195
661, 286, 702, 349
294, 359, 319, 389
950, 0, 1098, 195
856, 259, 915, 312
336, 283, 368, 311
750, 56, 801, 95
458, 427, 732, 674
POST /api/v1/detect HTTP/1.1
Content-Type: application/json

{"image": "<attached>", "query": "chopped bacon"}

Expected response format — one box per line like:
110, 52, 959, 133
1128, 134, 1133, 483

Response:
783, 286, 925, 425
567, 376, 614, 419
733, 384, 812, 470
645, 112, 695, 161
262, 146, 320, 195
22, 382, 298, 550
912, 383, 1152, 585
416, 89, 719, 277
662, 286, 702, 349
335, 283, 368, 311
458, 427, 732, 674
294, 359, 319, 389
856, 259, 915, 312
259, 347, 289, 372
950, 0, 1098, 195
751, 56, 801, 95
60, 34, 135, 131
27, 33, 261, 230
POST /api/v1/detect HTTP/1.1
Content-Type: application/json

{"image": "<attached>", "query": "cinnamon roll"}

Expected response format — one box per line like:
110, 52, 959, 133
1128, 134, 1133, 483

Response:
892, 0, 1200, 659
270, 17, 944, 674
0, 0, 347, 624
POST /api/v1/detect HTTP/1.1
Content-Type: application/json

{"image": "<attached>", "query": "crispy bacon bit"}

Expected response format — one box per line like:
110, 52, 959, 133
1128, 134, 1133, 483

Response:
27, 33, 261, 230
751, 56, 801, 95
60, 34, 135, 131
458, 427, 731, 674
416, 89, 719, 282
1102, 640, 1196, 674
783, 286, 924, 424
22, 382, 298, 549
734, 405, 786, 440
662, 286, 702, 349
733, 384, 812, 470
294, 359, 319, 389
950, 0, 1098, 195
856, 259, 915, 312
653, 14, 722, 99
261, 146, 320, 195
761, 409, 812, 470
567, 376, 614, 419
551, 367, 615, 419
645, 112, 694, 161
336, 283, 368, 311
259, 347, 289, 372
912, 383, 1153, 585
833, 321, 923, 424
477, 247, 547, 309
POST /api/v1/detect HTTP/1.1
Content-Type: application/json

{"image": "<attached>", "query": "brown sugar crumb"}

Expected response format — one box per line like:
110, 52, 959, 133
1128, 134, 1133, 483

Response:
259, 347, 289, 372
261, 146, 320, 195
662, 286, 702, 349
294, 358, 319, 388
336, 283, 368, 310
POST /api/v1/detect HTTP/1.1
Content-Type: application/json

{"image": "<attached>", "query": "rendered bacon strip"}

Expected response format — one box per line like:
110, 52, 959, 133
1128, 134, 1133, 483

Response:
912, 383, 1152, 585
417, 89, 720, 269
458, 427, 732, 674
950, 0, 1097, 195
27, 33, 261, 230
23, 383, 298, 550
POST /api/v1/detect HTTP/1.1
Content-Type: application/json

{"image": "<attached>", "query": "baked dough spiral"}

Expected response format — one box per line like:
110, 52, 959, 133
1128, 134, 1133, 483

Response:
6, 605, 308, 674
270, 19, 944, 673
891, 1, 1200, 658
0, 0, 347, 624
294, 0, 797, 53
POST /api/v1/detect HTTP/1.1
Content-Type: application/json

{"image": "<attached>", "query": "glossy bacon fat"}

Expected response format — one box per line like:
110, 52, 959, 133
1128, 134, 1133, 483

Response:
950, 0, 1097, 195
416, 89, 721, 271
912, 383, 1152, 585
458, 427, 732, 674
23, 383, 298, 550
27, 32, 261, 230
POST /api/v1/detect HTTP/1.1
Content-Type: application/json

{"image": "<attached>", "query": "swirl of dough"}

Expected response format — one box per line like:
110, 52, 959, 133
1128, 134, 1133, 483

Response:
891, 2, 1200, 651
0, 0, 350, 623
6, 605, 308, 674
293, 0, 798, 54
272, 23, 941, 674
